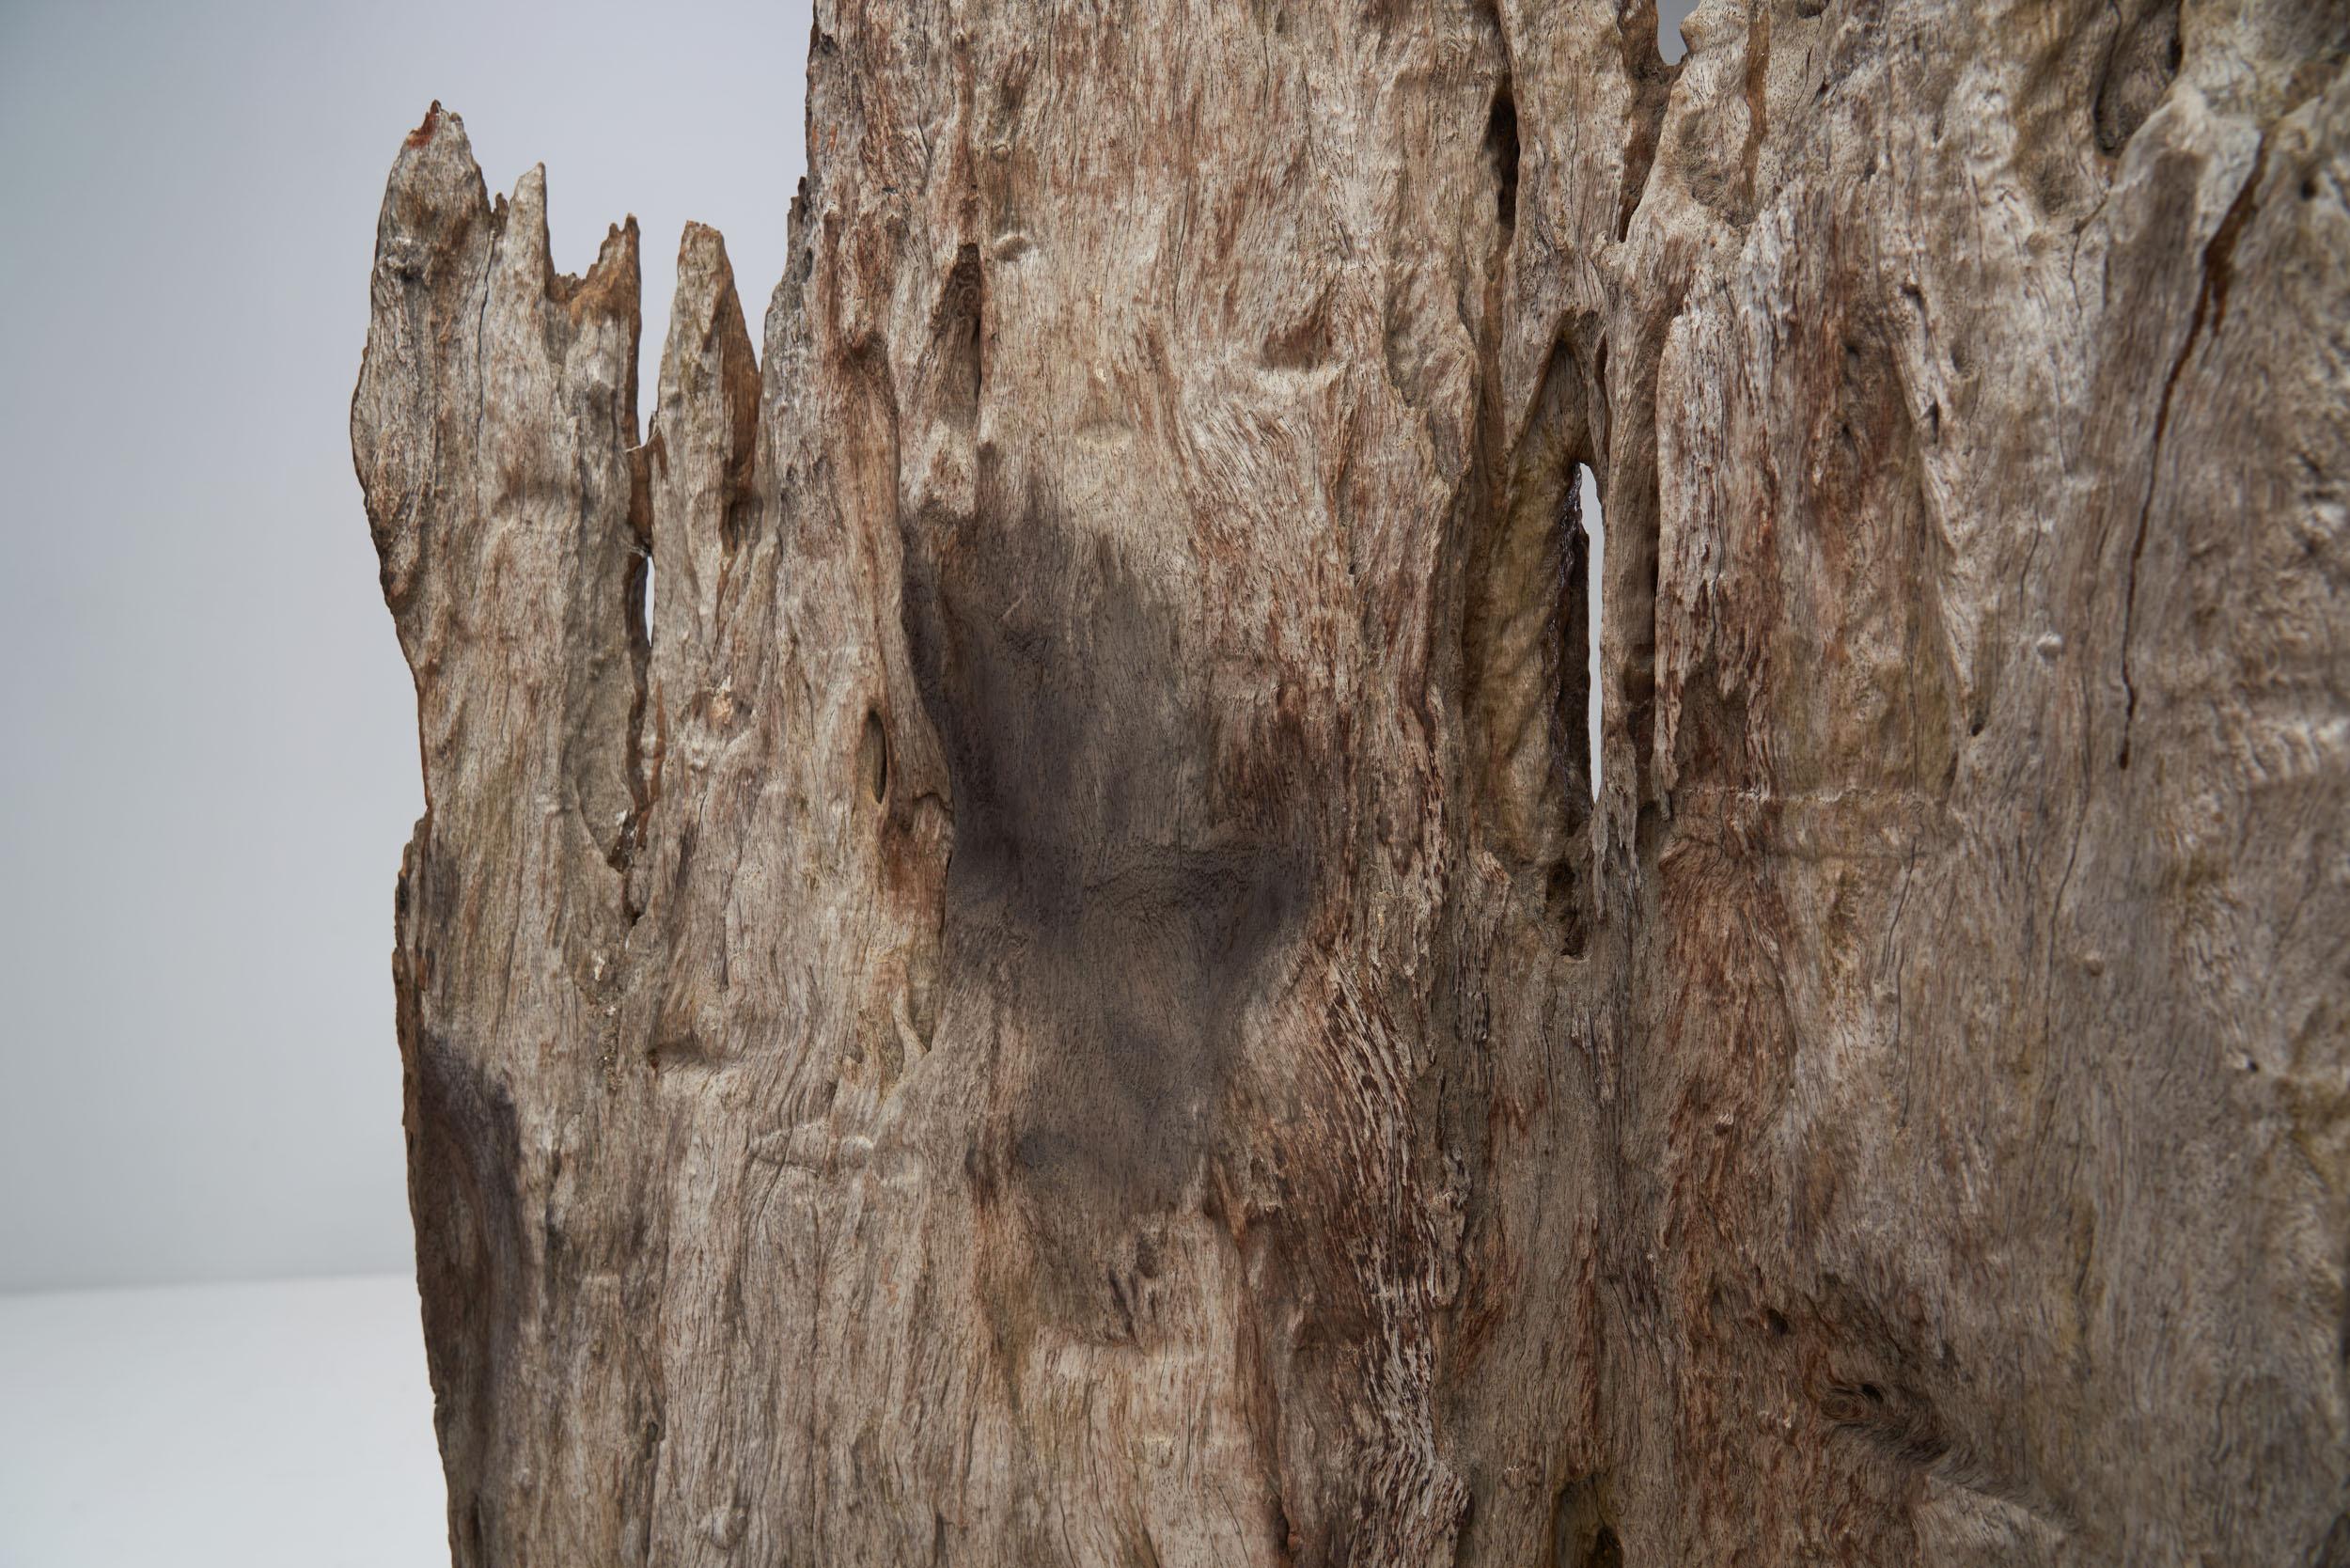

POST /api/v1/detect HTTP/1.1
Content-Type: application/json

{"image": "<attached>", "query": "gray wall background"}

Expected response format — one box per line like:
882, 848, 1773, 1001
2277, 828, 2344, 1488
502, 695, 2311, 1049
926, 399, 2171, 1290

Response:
0, 0, 1693, 1293
0, 0, 810, 1291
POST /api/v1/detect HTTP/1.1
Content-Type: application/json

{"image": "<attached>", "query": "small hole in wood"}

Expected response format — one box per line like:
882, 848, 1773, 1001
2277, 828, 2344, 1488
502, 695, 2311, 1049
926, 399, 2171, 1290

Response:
859, 708, 889, 805
1485, 86, 1520, 235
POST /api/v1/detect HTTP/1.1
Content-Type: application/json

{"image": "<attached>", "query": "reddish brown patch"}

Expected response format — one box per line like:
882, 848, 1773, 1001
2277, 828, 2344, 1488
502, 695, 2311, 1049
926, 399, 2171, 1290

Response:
406, 102, 443, 148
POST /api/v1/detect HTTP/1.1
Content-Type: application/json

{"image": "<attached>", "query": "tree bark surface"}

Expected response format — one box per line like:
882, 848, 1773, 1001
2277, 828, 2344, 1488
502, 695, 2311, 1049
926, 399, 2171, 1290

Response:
352, 3, 2350, 1562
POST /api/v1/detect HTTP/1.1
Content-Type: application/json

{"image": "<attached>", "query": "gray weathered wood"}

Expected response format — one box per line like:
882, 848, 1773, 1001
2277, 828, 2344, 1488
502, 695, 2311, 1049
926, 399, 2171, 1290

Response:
353, 3, 2350, 1560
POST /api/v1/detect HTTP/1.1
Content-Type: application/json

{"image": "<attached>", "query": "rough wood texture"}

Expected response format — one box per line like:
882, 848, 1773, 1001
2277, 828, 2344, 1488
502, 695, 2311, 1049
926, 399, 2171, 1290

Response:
353, 3, 2350, 1561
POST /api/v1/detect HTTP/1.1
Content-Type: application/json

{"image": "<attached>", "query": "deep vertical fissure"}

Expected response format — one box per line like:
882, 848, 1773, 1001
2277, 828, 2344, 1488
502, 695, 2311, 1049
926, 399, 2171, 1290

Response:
1579, 463, 1605, 799
1486, 83, 1521, 235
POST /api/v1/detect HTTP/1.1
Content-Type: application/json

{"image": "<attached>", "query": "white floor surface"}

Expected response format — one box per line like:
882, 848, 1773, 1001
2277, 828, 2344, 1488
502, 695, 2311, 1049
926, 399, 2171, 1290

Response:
0, 1274, 446, 1566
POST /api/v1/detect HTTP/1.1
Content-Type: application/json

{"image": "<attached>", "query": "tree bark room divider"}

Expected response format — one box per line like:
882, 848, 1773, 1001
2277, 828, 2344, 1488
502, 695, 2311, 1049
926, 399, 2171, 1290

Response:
352, 2, 2350, 1561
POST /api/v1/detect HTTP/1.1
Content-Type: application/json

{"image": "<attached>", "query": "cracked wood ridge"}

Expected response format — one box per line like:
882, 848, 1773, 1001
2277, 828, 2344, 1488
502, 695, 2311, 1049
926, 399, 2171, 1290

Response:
352, 2, 2350, 1563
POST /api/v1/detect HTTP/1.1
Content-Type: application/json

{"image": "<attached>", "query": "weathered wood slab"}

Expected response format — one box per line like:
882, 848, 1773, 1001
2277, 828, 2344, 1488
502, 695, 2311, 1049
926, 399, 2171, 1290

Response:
353, 3, 2350, 1560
